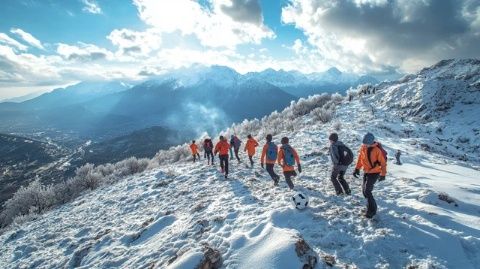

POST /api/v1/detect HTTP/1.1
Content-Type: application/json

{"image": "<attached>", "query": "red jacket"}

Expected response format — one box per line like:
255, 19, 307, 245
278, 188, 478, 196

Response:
190, 144, 199, 155
214, 140, 230, 155
244, 138, 259, 156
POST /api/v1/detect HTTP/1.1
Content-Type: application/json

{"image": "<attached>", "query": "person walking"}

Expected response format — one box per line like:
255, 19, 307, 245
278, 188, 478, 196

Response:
214, 136, 230, 179
230, 134, 242, 163
190, 140, 200, 162
395, 150, 402, 165
261, 134, 280, 185
244, 134, 259, 167
277, 137, 301, 190
353, 133, 387, 218
203, 138, 214, 165
328, 133, 352, 195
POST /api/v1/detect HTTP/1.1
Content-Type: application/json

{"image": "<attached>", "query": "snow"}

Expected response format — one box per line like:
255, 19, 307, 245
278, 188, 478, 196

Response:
1, 60, 480, 268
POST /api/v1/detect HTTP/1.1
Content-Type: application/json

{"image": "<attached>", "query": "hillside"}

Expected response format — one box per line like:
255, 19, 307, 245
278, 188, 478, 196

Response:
79, 126, 183, 165
0, 133, 72, 207
0, 60, 479, 268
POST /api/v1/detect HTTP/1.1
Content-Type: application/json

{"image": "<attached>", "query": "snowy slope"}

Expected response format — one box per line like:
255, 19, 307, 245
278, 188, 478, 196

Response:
1, 60, 480, 269
363, 59, 480, 162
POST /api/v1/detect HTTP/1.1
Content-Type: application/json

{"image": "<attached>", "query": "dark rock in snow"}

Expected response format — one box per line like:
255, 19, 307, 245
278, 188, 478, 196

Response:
295, 238, 318, 269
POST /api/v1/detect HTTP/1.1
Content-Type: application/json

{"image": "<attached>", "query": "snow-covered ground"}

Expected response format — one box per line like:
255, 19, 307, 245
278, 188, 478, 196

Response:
1, 59, 479, 268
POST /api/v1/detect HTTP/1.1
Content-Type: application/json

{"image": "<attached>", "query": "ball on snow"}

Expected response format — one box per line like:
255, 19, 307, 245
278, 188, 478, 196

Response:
292, 192, 309, 210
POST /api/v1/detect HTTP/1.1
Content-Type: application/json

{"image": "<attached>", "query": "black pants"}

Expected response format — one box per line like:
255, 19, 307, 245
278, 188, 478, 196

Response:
266, 163, 279, 183
219, 155, 229, 176
330, 167, 350, 195
233, 148, 240, 162
283, 170, 297, 189
248, 155, 254, 166
205, 151, 214, 164
193, 153, 200, 162
362, 173, 379, 216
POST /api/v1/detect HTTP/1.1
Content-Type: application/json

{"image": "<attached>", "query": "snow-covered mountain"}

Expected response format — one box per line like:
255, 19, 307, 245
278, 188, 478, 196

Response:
1, 59, 479, 268
359, 59, 480, 162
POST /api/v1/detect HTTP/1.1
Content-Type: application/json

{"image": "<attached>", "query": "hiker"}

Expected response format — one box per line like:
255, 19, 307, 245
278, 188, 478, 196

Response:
230, 134, 242, 163
203, 138, 214, 165
395, 150, 402, 165
214, 136, 230, 179
244, 134, 259, 167
190, 140, 200, 162
353, 133, 387, 218
328, 133, 352, 195
261, 134, 280, 185
277, 137, 301, 190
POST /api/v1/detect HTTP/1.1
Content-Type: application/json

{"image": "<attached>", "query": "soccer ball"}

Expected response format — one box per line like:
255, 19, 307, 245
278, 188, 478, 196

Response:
292, 192, 309, 210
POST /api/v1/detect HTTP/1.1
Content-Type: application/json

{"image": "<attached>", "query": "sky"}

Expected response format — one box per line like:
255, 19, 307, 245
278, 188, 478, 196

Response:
0, 0, 479, 99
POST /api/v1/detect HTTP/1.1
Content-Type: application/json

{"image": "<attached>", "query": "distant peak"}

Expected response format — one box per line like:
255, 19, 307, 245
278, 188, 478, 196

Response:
326, 67, 342, 76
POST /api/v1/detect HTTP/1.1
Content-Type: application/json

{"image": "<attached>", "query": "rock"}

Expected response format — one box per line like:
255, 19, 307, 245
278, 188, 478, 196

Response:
196, 246, 222, 269
323, 254, 336, 267
295, 238, 318, 269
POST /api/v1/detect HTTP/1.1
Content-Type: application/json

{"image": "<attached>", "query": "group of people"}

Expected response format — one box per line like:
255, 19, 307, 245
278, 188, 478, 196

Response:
190, 132, 392, 219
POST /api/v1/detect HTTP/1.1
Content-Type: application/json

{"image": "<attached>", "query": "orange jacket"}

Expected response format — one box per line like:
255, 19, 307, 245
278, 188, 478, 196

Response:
244, 138, 259, 156
277, 145, 300, 172
355, 143, 387, 176
261, 143, 277, 164
190, 144, 199, 155
214, 140, 230, 155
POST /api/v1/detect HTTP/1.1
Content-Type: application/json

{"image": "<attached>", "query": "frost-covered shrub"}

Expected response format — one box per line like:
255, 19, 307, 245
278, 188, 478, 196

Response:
74, 163, 102, 190
346, 87, 358, 101
331, 93, 344, 104
287, 94, 332, 118
114, 157, 149, 177
0, 179, 56, 227
312, 107, 334, 123
96, 163, 115, 177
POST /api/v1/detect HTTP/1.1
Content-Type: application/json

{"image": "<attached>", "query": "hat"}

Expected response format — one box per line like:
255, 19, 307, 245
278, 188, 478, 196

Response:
329, 133, 338, 142
362, 132, 375, 145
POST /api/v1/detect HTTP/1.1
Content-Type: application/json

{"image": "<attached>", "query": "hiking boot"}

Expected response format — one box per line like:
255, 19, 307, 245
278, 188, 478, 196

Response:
225, 175, 228, 179
345, 189, 351, 195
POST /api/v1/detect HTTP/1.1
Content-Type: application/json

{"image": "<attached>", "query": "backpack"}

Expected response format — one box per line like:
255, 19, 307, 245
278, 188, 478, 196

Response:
266, 142, 278, 161
233, 136, 241, 148
337, 144, 353, 166
282, 145, 296, 166
204, 140, 213, 151
367, 142, 388, 168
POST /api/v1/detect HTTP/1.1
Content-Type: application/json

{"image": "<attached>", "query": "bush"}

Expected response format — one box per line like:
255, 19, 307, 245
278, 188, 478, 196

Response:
74, 163, 102, 190
312, 107, 334, 123
114, 157, 149, 177
0, 179, 56, 227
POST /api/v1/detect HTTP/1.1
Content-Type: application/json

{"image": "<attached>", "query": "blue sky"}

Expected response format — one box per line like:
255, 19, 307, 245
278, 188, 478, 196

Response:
0, 0, 479, 98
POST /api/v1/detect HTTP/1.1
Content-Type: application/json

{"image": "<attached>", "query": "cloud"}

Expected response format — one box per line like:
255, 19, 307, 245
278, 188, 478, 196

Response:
132, 0, 274, 48
57, 43, 112, 62
282, 0, 480, 72
0, 33, 28, 51
81, 0, 102, 14
107, 28, 162, 57
220, 0, 263, 25
10, 28, 45, 50
0, 44, 62, 86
